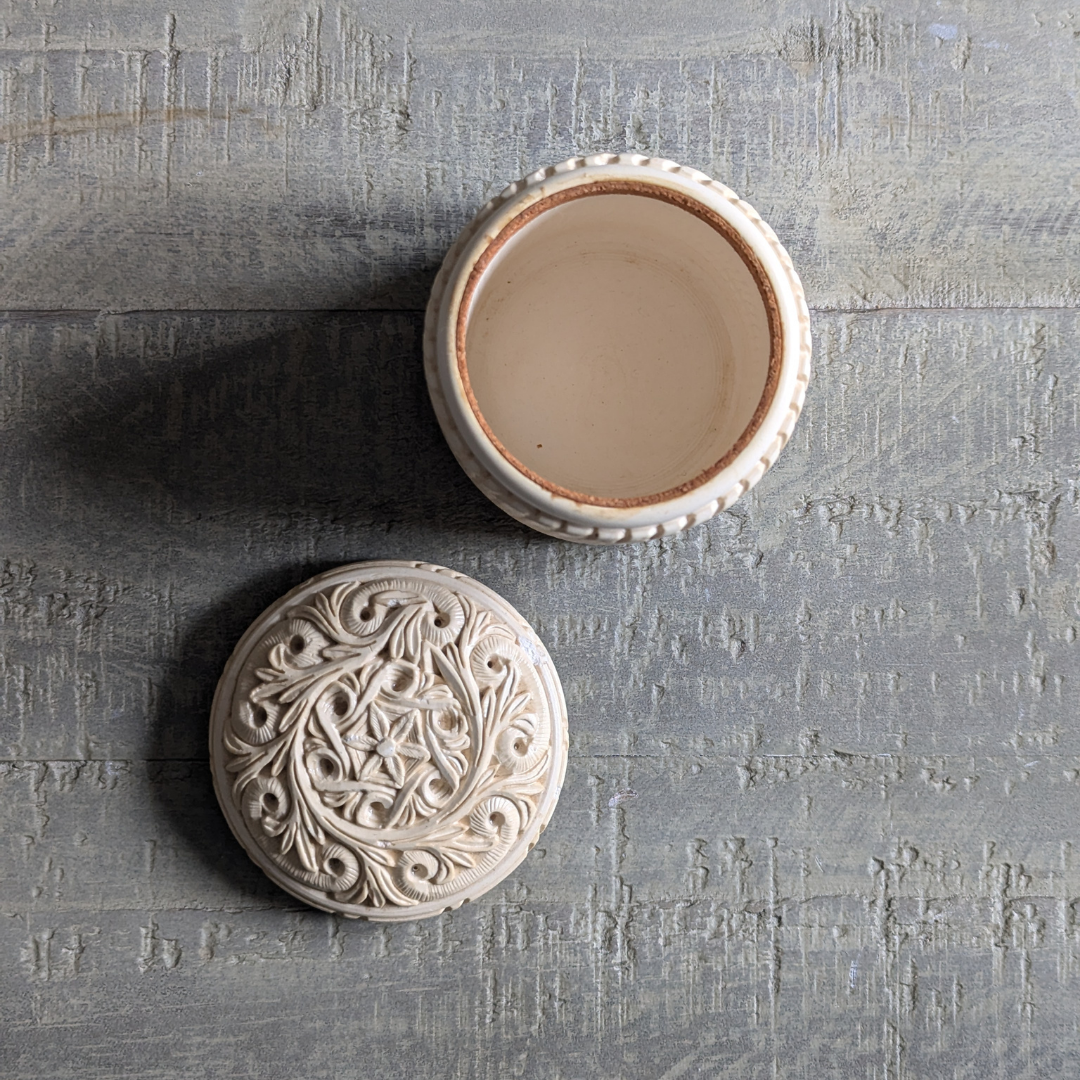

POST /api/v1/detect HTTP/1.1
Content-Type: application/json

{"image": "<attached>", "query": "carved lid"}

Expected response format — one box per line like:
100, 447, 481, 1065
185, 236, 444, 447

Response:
209, 561, 568, 920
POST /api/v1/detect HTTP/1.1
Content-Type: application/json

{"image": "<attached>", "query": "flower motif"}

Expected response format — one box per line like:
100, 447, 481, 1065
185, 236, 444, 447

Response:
222, 572, 558, 913
348, 705, 430, 788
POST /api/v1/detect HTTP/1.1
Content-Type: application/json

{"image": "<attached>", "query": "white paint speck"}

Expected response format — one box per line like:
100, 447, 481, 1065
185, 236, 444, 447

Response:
517, 635, 546, 667
929, 23, 958, 40
608, 789, 638, 808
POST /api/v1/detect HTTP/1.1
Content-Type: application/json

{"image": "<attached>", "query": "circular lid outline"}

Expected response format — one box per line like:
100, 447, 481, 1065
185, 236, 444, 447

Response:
209, 561, 568, 920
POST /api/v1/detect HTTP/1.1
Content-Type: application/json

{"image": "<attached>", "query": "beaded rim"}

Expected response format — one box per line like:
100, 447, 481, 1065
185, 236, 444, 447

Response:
424, 153, 812, 544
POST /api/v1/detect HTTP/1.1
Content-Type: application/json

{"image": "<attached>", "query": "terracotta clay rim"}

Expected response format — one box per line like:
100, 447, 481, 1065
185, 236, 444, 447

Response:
454, 179, 784, 509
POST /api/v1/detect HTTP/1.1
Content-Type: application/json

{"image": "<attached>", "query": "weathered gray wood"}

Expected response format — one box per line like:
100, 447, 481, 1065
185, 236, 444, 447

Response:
2, 302, 1079, 1075
3, 754, 1080, 1076
4, 1, 1080, 1076
1, 310, 1075, 761
1, 3, 1078, 310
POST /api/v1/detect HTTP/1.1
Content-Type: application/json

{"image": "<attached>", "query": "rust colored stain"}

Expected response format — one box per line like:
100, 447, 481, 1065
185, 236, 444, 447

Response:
0, 108, 256, 147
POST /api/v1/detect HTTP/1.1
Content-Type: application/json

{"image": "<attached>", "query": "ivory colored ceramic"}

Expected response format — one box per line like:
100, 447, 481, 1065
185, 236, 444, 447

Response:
425, 154, 811, 543
209, 561, 568, 920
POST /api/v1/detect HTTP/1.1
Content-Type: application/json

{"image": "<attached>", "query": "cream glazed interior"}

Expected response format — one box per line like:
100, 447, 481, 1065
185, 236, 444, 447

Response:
425, 155, 812, 543
464, 189, 775, 503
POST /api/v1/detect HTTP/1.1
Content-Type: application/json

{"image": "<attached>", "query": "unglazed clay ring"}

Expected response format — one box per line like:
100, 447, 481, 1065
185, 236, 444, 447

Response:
209, 561, 568, 920
425, 153, 811, 544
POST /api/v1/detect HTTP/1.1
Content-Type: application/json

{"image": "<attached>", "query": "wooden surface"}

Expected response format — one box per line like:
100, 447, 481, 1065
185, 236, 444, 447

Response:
2, 3, 1079, 1076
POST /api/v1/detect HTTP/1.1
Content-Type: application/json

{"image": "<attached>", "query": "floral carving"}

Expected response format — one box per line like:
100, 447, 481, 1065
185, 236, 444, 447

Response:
218, 567, 559, 915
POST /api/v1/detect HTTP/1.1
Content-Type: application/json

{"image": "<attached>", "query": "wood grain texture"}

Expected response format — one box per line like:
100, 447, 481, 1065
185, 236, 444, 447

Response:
2, 1, 1080, 1077
1, 2, 1079, 310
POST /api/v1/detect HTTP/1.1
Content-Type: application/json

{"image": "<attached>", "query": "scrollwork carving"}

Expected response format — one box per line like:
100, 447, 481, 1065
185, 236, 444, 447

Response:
210, 562, 567, 920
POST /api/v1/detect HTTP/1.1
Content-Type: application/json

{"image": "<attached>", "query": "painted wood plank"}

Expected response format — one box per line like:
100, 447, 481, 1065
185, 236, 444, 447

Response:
1, 3, 1077, 310
1, 302, 1077, 1075
1, 310, 1075, 761
3, 2, 1080, 1075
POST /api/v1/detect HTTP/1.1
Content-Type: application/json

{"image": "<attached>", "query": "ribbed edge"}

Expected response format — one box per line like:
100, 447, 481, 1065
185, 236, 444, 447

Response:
424, 153, 812, 545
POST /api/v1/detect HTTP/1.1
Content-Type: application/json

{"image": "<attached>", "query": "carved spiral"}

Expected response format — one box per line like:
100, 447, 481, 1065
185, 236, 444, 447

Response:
259, 618, 329, 669
470, 636, 549, 773
315, 680, 358, 727
274, 843, 360, 893
306, 745, 345, 786
355, 791, 395, 827
412, 582, 466, 647
470, 635, 533, 686
231, 697, 281, 745
341, 582, 395, 637
341, 579, 464, 646
394, 850, 441, 895
393, 797, 523, 902
242, 775, 289, 831
494, 714, 549, 774
469, 796, 521, 840
418, 771, 456, 810
374, 659, 421, 700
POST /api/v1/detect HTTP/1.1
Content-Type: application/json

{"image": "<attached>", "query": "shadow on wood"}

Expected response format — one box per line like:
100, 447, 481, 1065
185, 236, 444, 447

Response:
38, 301, 524, 909
144, 561, 346, 913
46, 305, 511, 537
